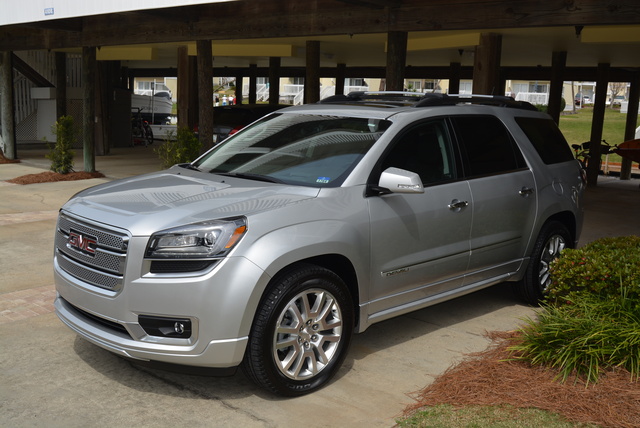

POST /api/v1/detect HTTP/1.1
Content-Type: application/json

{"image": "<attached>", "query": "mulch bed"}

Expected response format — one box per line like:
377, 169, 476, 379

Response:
1, 153, 104, 184
403, 330, 640, 428
0, 152, 20, 164
6, 170, 105, 185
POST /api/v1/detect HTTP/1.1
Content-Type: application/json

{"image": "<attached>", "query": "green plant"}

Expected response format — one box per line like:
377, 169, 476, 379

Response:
547, 236, 640, 304
46, 115, 76, 174
511, 289, 640, 385
508, 236, 640, 385
154, 127, 202, 169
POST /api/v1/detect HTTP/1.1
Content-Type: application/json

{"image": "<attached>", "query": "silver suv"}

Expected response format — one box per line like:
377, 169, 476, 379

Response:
54, 92, 584, 396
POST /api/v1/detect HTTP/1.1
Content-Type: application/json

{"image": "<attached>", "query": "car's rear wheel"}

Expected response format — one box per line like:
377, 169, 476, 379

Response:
242, 264, 353, 396
516, 221, 572, 305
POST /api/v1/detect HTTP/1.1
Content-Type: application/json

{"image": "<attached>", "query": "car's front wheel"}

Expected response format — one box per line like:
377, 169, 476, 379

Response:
516, 221, 572, 304
242, 264, 353, 396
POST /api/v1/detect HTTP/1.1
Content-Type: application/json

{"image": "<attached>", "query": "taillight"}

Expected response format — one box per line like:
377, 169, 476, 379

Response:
580, 167, 587, 185
228, 126, 243, 136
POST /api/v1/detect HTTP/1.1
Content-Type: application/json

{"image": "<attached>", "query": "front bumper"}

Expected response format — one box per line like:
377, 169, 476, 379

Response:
54, 249, 270, 368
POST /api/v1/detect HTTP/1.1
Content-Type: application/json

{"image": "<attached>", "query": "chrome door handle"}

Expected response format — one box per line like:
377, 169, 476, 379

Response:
519, 187, 534, 196
448, 199, 469, 211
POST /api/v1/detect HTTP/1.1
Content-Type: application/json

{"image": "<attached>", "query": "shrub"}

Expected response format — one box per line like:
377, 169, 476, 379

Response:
511, 289, 640, 385
547, 236, 640, 305
46, 115, 75, 174
154, 127, 202, 169
509, 236, 640, 384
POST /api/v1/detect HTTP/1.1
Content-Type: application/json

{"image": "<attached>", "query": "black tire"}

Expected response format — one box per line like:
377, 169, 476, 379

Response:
242, 263, 353, 396
144, 125, 154, 146
516, 221, 572, 305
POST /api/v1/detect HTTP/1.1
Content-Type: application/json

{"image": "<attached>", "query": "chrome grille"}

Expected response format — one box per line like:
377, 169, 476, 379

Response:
56, 213, 129, 291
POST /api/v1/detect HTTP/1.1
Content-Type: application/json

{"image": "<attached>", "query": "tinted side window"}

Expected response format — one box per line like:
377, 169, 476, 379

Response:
380, 119, 456, 185
515, 117, 574, 164
451, 116, 526, 177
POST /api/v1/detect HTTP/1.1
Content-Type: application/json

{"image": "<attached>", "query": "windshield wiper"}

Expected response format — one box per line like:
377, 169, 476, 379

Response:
178, 163, 201, 172
211, 171, 285, 184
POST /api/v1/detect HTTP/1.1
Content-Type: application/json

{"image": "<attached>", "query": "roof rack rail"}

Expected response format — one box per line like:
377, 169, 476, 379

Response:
415, 93, 538, 110
319, 91, 538, 111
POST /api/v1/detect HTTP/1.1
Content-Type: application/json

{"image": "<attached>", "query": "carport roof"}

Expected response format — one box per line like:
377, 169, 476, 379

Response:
1, 0, 639, 71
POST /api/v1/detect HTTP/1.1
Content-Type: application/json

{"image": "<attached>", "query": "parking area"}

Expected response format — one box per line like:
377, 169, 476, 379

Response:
1, 147, 639, 427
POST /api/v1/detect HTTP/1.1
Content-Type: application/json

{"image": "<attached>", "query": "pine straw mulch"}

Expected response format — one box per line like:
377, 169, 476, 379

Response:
403, 330, 640, 428
0, 152, 20, 164
6, 170, 105, 185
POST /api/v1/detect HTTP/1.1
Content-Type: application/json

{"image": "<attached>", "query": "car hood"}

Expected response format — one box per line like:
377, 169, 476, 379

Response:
61, 169, 320, 236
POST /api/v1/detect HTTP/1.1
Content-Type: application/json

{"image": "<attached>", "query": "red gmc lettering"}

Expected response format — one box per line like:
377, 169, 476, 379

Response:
68, 231, 97, 255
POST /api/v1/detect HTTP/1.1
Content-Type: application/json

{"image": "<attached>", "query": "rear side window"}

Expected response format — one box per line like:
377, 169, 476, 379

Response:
451, 116, 526, 177
515, 117, 574, 164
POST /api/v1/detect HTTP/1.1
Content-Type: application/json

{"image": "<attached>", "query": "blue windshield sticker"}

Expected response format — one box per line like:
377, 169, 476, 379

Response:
316, 177, 331, 184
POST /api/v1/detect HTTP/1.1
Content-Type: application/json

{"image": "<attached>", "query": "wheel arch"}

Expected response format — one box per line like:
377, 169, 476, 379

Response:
259, 254, 361, 330
541, 210, 578, 247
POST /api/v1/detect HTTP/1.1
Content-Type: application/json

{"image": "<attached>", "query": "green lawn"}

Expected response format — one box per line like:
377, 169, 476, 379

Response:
559, 107, 638, 164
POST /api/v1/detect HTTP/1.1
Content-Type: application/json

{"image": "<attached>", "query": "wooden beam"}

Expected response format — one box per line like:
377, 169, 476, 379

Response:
586, 63, 610, 187
0, 51, 16, 159
177, 46, 189, 130
82, 46, 96, 172
2, 0, 639, 51
548, 51, 567, 124
269, 57, 281, 105
620, 71, 639, 180
473, 33, 502, 95
197, 40, 214, 152
55, 52, 67, 118
305, 41, 320, 103
386, 31, 407, 91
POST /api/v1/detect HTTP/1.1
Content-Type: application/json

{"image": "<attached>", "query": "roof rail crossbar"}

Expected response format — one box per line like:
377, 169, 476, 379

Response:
319, 91, 428, 105
414, 93, 538, 110
319, 91, 538, 111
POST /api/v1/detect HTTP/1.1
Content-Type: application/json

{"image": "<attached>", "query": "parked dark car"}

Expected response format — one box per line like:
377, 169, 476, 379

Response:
212, 104, 289, 142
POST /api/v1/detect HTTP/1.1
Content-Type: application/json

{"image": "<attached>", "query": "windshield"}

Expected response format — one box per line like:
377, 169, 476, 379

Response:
194, 113, 391, 187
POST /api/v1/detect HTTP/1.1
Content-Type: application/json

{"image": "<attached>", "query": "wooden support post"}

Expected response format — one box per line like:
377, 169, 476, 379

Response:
0, 51, 16, 160
621, 70, 639, 180
55, 52, 67, 119
586, 63, 610, 187
177, 46, 189, 129
305, 41, 320, 103
335, 63, 346, 96
386, 31, 407, 91
448, 62, 461, 94
188, 55, 198, 132
248, 64, 257, 104
548, 51, 567, 124
82, 46, 96, 173
234, 73, 243, 104
197, 40, 214, 151
473, 33, 502, 95
269, 57, 281, 105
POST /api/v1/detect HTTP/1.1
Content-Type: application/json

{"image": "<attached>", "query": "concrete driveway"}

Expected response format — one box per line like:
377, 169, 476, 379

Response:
2, 147, 638, 427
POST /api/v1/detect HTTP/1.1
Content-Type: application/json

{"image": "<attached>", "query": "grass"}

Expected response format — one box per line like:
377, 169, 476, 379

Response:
398, 404, 599, 428
559, 107, 638, 164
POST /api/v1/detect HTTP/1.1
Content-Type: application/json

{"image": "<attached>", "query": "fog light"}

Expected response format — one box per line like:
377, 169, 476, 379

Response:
139, 315, 192, 338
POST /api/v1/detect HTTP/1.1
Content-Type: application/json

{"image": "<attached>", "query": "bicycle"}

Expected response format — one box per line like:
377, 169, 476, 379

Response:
571, 139, 619, 173
131, 108, 154, 147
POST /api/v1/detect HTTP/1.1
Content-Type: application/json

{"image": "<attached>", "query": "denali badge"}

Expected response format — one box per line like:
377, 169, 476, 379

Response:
67, 230, 97, 256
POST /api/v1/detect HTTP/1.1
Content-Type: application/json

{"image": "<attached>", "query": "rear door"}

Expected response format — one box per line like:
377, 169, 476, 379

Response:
450, 115, 538, 284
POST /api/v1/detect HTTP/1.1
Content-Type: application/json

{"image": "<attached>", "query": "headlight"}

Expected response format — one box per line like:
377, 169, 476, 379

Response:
146, 218, 247, 259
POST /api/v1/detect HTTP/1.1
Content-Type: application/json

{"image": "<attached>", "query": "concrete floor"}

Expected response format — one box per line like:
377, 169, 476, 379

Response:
1, 146, 638, 427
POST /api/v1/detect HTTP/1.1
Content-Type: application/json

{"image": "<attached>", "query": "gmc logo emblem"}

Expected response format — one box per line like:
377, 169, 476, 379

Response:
68, 230, 97, 256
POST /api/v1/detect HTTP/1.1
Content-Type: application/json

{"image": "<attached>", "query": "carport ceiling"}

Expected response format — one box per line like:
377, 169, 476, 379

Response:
86, 26, 640, 70
2, 0, 640, 70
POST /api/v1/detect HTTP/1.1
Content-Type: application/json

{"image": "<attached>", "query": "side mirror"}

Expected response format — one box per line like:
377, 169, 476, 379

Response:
378, 167, 424, 194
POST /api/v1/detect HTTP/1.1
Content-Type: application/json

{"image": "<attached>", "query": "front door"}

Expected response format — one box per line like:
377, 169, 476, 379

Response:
367, 119, 472, 318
